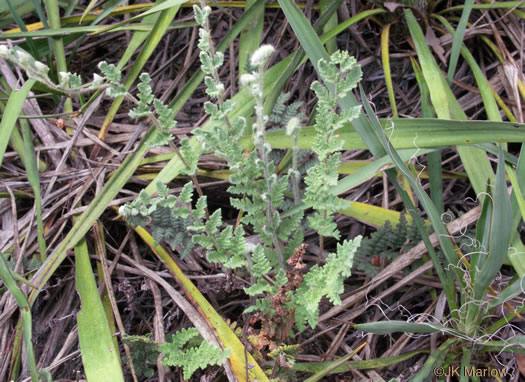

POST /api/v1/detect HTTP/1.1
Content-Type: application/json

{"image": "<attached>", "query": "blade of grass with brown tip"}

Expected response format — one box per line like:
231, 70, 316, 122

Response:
381, 23, 397, 117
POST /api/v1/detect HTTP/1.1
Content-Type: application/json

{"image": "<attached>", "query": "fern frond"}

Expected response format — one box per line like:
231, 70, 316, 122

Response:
160, 328, 231, 380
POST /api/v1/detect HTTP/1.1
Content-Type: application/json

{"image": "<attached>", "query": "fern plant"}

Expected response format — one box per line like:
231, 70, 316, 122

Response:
160, 328, 231, 380
118, 2, 365, 378
353, 212, 426, 276
121, 3, 363, 330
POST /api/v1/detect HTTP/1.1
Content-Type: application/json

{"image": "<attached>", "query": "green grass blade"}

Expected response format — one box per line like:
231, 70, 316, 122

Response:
440, 2, 525, 13
410, 338, 456, 382
0, 255, 38, 382
44, 0, 72, 113
92, 0, 188, 35
355, 321, 448, 334
473, 148, 512, 301
238, 0, 264, 75
320, 9, 385, 44
333, 148, 436, 195
304, 342, 366, 382
20, 118, 46, 260
410, 57, 443, 214
293, 350, 426, 374
320, 0, 338, 53
472, 184, 492, 272
31, 0, 50, 29
459, 347, 471, 382
80, 0, 100, 23
487, 275, 525, 310
435, 15, 501, 121
507, 166, 525, 235
75, 237, 124, 381
360, 86, 461, 315
446, 0, 474, 83
405, 8, 494, 198
0, 0, 34, 29
0, 22, 193, 38
507, 144, 525, 276
6, 0, 39, 59
0, 79, 35, 166
116, 1, 166, 70
258, 119, 525, 150
0, 98, 45, 172
480, 335, 525, 353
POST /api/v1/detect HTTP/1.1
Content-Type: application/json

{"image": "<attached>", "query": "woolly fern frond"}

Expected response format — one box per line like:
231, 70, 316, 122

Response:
160, 328, 231, 380
303, 51, 362, 242
122, 335, 159, 380
292, 236, 361, 330
251, 245, 272, 277
352, 212, 428, 276
98, 61, 126, 97
269, 92, 305, 130
129, 73, 153, 118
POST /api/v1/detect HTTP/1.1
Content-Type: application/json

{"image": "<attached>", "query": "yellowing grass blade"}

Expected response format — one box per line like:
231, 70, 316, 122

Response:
91, 0, 187, 35
340, 201, 416, 228
80, 0, 100, 23
381, 23, 397, 117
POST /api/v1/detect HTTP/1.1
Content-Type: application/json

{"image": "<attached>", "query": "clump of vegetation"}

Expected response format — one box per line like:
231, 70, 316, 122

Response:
1, 1, 525, 381
119, 4, 364, 377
